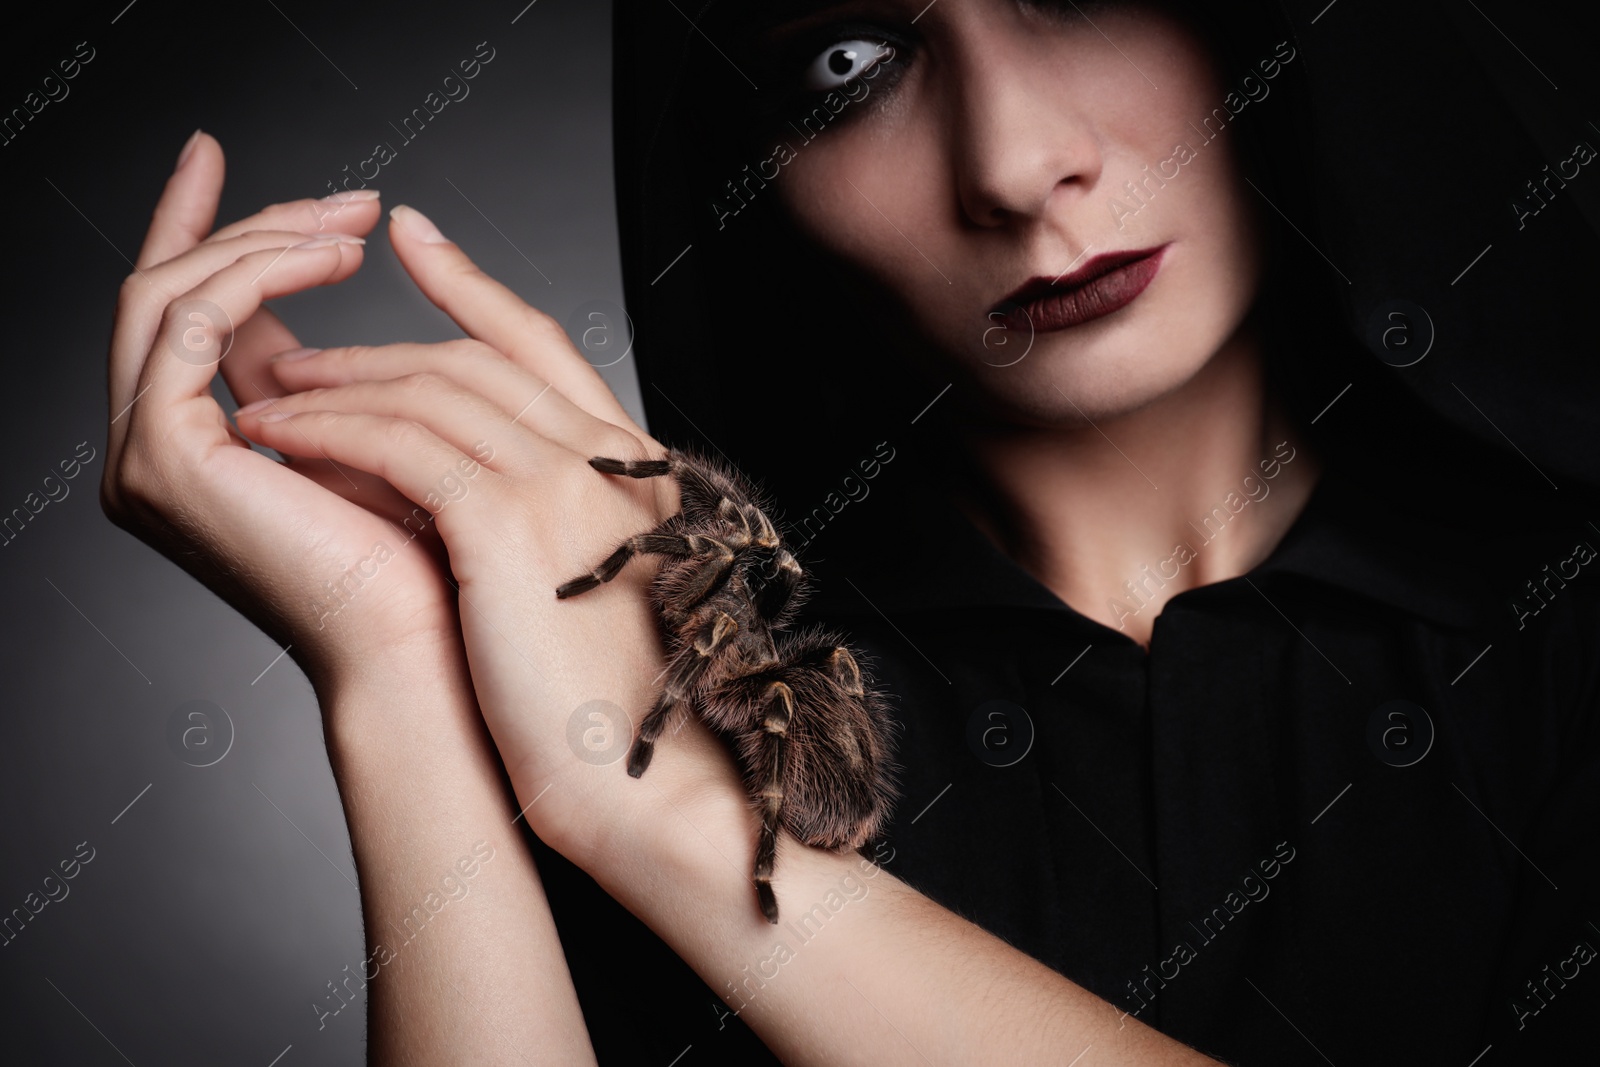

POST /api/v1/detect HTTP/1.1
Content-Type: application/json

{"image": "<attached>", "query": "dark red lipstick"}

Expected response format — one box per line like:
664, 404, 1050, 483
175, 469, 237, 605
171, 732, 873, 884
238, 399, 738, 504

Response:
993, 245, 1169, 333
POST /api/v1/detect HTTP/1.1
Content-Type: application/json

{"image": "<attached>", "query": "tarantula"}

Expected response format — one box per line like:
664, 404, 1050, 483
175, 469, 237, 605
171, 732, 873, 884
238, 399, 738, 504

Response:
555, 447, 899, 923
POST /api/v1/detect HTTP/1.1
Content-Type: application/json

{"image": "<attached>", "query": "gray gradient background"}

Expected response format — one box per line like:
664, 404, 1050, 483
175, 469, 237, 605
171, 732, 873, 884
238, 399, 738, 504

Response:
1, 2, 636, 1063
3, 1, 1598, 1064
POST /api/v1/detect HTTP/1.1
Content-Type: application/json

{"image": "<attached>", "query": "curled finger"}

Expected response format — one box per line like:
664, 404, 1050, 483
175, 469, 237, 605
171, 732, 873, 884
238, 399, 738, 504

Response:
267, 340, 645, 461
235, 372, 564, 478
230, 408, 503, 536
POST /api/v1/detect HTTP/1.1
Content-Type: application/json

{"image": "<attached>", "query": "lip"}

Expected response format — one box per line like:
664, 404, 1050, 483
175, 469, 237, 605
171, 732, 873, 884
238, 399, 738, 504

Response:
992, 244, 1169, 333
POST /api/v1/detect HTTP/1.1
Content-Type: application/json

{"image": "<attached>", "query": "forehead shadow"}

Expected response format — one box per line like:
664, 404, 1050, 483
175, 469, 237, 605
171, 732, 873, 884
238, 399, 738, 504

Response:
703, 0, 899, 37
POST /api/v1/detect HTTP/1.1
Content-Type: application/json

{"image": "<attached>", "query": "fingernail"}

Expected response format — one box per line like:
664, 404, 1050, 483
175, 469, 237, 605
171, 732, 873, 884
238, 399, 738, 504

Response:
270, 347, 322, 362
258, 411, 290, 423
176, 129, 202, 172
234, 398, 274, 416
391, 204, 450, 243
294, 234, 365, 249
319, 188, 381, 204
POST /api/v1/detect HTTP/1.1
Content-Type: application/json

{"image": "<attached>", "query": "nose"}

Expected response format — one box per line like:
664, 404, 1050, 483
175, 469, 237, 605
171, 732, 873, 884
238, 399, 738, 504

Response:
947, 28, 1104, 228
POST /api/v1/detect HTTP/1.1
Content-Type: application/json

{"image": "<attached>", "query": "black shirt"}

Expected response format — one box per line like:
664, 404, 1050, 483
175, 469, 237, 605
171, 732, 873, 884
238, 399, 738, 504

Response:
531, 445, 1600, 1065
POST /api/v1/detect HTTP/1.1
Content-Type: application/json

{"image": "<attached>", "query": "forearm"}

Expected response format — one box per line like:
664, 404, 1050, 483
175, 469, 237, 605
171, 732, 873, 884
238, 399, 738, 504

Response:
582, 773, 1220, 1066
323, 646, 596, 1066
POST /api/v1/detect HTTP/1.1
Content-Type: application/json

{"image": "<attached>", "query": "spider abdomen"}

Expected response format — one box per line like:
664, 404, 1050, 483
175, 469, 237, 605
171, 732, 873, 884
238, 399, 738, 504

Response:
710, 629, 898, 851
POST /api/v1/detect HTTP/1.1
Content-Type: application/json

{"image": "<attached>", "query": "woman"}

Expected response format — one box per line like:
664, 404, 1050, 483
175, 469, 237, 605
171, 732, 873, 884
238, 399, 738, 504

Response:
103, 0, 1599, 1062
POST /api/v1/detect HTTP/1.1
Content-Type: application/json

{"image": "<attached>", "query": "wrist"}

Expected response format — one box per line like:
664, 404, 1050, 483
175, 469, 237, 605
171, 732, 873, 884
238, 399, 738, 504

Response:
529, 720, 755, 883
578, 767, 887, 947
315, 635, 478, 754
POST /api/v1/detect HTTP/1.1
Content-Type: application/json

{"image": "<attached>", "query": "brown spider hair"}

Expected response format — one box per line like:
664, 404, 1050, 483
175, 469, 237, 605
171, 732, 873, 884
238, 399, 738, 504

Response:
557, 446, 900, 922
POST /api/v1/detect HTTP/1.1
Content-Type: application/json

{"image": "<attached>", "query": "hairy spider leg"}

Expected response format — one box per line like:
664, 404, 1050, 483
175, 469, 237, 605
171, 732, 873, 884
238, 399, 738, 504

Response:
587, 452, 732, 518
828, 646, 867, 698
669, 454, 762, 527
750, 679, 795, 924
627, 610, 739, 778
555, 529, 726, 599
587, 451, 761, 533
715, 495, 750, 533
748, 503, 781, 548
587, 455, 672, 477
663, 538, 740, 622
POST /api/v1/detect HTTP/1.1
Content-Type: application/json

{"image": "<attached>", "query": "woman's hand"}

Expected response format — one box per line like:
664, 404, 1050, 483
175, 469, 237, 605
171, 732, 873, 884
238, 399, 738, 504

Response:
106, 134, 605, 1064
102, 133, 462, 699
235, 203, 750, 862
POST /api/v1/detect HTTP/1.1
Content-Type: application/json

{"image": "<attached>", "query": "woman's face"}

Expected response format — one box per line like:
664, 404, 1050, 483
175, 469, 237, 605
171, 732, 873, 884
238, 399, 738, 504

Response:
749, 0, 1268, 427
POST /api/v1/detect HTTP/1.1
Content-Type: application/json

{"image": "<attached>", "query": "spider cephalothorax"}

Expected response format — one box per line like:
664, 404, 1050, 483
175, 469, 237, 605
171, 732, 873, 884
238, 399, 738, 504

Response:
555, 447, 899, 922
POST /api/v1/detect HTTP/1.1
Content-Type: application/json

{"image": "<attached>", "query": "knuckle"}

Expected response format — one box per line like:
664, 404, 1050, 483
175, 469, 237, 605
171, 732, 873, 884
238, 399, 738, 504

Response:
600, 425, 649, 461
237, 244, 278, 265
324, 343, 369, 367
384, 417, 425, 450
447, 258, 487, 285
397, 371, 446, 398
154, 298, 191, 337
222, 228, 268, 247
118, 270, 158, 312
451, 338, 501, 366
520, 304, 562, 340
111, 446, 163, 514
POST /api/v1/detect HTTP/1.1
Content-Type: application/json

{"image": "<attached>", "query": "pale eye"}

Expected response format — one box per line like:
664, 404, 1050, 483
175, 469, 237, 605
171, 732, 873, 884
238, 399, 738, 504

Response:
801, 39, 891, 91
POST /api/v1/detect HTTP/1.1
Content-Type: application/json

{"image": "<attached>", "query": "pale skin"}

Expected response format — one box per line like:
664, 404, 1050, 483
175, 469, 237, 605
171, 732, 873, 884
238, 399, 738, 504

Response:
103, 136, 599, 1066
100, 2, 1319, 1063
754, 0, 1323, 652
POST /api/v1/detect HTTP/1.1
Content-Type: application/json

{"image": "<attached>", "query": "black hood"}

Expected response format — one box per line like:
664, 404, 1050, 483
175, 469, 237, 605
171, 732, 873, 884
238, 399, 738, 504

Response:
612, 0, 1600, 522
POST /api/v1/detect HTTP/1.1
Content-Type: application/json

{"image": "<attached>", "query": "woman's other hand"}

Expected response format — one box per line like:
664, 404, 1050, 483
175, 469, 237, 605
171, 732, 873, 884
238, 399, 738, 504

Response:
236, 204, 750, 862
102, 132, 460, 702
102, 132, 603, 1064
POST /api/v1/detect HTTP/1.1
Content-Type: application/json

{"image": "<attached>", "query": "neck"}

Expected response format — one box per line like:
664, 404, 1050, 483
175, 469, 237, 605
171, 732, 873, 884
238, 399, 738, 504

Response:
951, 319, 1321, 649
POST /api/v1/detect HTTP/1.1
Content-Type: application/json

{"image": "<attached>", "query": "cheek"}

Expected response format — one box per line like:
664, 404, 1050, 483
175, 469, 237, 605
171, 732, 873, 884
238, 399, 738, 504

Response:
776, 139, 934, 297
1102, 111, 1265, 340
1123, 151, 1264, 389
1182, 148, 1265, 322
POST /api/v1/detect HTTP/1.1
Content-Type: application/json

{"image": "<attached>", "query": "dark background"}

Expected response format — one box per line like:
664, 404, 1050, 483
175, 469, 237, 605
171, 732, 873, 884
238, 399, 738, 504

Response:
0, 2, 636, 1063
1, 1, 1597, 1064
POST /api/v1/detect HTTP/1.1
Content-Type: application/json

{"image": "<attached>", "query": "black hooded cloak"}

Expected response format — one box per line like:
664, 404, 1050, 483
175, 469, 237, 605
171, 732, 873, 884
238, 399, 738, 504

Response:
524, 2, 1600, 1062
